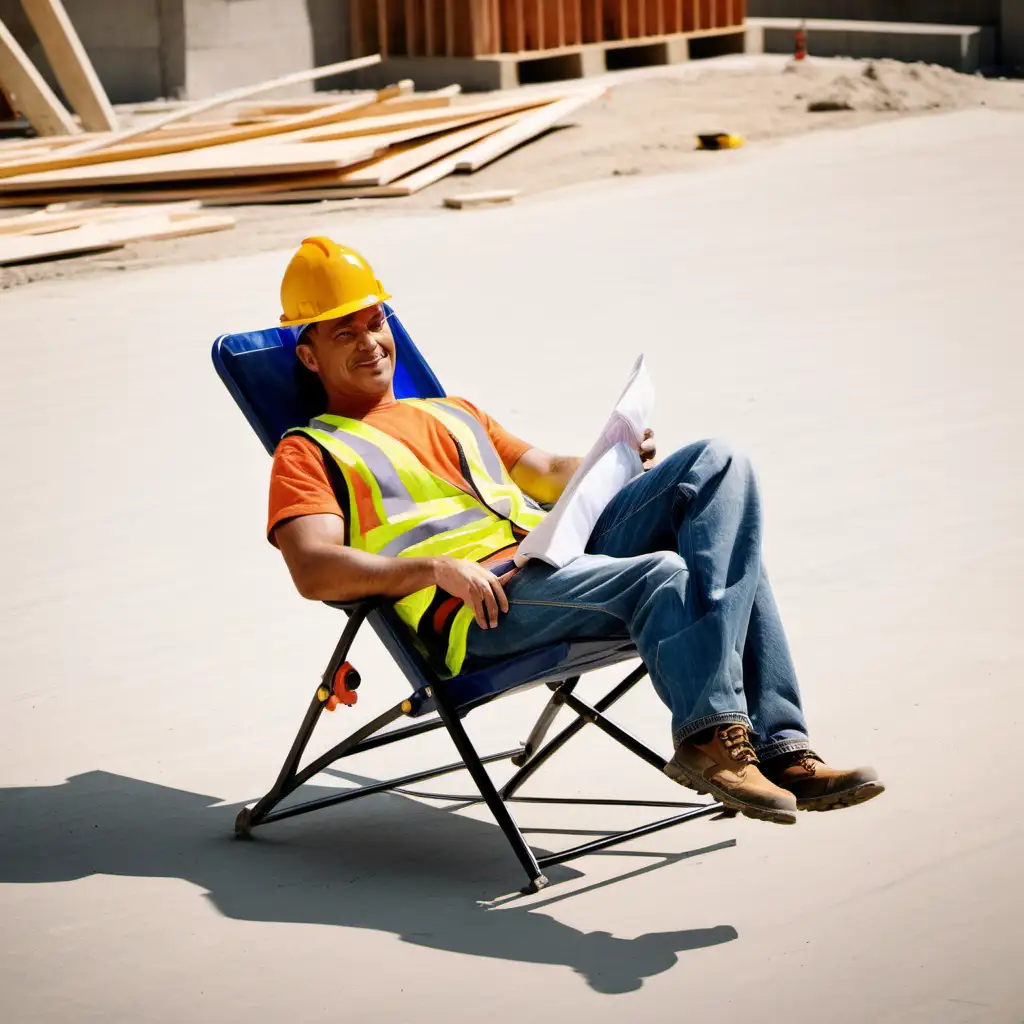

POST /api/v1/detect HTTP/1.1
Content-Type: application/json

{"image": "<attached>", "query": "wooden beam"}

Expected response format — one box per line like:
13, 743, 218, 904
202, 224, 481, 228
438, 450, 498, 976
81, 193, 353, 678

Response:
0, 15, 79, 135
337, 109, 524, 186
0, 92, 383, 180
455, 88, 603, 172
59, 54, 382, 159
0, 209, 234, 265
19, 0, 117, 132
377, 0, 389, 58
443, 188, 517, 209
0, 135, 387, 191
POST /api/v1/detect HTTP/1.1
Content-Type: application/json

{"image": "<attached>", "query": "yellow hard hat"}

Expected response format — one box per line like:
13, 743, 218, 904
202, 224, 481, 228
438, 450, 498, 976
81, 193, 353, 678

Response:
279, 236, 392, 328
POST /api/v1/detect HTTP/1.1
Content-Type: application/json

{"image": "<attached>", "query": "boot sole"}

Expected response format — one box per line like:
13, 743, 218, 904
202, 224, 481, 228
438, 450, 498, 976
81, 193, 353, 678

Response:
797, 780, 885, 812
664, 762, 797, 825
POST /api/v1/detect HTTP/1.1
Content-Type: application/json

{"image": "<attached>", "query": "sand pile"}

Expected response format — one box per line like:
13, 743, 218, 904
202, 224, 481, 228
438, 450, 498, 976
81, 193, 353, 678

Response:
794, 59, 981, 113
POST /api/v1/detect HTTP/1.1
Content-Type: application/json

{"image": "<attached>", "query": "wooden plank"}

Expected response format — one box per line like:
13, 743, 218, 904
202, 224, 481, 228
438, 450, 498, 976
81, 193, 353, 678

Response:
444, 0, 455, 56
335, 109, 526, 186
0, 93, 386, 180
20, 0, 118, 132
443, 188, 517, 209
0, 135, 388, 191
454, 87, 603, 173
0, 16, 79, 135
0, 111, 524, 196
350, 0, 366, 55
377, 0, 389, 58
299, 90, 561, 143
582, 0, 602, 43
59, 54, 382, 159
201, 185, 409, 203
0, 199, 200, 235
0, 209, 234, 265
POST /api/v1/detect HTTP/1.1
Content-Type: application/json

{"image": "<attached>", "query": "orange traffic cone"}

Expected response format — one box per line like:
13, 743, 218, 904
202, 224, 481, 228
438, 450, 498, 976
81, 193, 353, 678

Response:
794, 20, 808, 60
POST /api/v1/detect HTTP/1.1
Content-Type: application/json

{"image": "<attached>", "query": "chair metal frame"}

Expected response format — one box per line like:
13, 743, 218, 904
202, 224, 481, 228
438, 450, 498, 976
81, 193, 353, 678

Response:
215, 309, 722, 894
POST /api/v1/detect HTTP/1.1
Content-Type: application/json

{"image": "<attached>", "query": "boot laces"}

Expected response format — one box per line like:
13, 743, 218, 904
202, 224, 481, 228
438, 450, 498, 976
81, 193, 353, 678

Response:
718, 724, 758, 765
776, 749, 824, 775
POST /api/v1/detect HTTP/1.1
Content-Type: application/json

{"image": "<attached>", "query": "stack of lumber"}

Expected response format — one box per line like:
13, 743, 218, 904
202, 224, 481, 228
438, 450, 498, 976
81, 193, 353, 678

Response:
0, 72, 605, 210
352, 0, 748, 58
0, 201, 235, 266
1, 3, 605, 264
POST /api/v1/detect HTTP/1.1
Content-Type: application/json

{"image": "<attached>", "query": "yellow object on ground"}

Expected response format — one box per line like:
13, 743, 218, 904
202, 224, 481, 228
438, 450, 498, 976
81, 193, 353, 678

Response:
697, 133, 745, 151
279, 235, 391, 327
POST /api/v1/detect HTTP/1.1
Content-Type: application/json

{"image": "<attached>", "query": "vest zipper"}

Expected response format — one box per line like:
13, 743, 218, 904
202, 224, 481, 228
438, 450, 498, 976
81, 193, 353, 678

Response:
449, 433, 528, 540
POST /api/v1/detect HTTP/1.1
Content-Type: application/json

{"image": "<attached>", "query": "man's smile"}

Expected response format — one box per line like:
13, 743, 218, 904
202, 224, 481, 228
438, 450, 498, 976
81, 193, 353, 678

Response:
353, 350, 387, 370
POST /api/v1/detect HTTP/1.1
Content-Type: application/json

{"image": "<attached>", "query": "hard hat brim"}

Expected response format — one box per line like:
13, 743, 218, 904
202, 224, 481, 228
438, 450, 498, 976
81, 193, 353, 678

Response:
279, 290, 393, 329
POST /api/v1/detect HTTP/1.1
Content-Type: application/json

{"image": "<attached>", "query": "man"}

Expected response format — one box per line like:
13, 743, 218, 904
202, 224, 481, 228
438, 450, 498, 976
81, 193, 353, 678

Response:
269, 236, 884, 826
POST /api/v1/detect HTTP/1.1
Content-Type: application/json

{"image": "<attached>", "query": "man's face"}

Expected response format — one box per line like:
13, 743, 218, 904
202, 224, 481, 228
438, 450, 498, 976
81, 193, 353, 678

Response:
296, 304, 396, 402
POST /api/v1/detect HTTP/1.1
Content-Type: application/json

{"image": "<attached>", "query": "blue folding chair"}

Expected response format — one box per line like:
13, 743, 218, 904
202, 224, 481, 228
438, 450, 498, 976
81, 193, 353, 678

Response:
212, 306, 723, 893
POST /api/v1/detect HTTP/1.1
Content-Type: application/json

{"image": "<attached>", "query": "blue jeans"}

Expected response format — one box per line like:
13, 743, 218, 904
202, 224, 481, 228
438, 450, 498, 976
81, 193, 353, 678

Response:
463, 439, 810, 757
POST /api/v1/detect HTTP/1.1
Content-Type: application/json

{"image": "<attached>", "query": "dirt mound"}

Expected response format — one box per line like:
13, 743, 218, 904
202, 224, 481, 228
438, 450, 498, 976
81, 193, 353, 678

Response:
793, 59, 981, 113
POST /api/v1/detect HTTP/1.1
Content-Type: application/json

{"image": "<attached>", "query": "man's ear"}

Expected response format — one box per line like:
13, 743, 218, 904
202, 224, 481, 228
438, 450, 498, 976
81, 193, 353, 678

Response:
296, 335, 319, 373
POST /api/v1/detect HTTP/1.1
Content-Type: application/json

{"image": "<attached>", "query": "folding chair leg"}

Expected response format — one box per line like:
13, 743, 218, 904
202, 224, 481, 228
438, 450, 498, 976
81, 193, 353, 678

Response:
433, 686, 549, 894
237, 689, 325, 836
501, 664, 649, 801
510, 677, 578, 767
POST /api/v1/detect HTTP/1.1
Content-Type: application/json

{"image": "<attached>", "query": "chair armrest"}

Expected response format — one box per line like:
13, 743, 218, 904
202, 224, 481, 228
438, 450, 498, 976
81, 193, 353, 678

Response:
324, 599, 380, 614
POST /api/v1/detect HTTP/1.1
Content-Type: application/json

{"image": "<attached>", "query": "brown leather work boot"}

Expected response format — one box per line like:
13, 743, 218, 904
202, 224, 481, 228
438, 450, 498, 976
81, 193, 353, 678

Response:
665, 723, 798, 825
761, 749, 884, 811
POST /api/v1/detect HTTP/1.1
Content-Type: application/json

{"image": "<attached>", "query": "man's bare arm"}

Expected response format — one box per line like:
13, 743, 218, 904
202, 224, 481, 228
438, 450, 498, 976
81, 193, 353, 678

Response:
511, 430, 658, 504
510, 448, 582, 505
275, 513, 511, 628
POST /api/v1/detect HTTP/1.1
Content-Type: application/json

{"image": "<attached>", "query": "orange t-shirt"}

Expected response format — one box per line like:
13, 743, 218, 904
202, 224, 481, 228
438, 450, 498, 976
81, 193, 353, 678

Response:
267, 398, 532, 544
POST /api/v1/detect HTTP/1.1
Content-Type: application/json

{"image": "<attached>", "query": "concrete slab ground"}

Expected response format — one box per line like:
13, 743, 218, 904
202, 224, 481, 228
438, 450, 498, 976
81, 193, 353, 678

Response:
1, 108, 1022, 1023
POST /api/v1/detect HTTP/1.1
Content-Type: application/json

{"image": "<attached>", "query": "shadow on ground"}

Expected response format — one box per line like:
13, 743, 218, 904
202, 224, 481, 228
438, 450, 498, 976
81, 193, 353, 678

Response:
0, 771, 737, 993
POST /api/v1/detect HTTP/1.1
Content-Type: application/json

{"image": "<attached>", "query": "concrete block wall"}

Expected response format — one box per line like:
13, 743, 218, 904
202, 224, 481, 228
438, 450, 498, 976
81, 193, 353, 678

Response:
0, 0, 183, 103
0, 0, 355, 105
183, 0, 316, 97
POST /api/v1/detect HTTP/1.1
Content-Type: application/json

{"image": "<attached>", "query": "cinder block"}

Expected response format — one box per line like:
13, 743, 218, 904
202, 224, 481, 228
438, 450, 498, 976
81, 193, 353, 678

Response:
88, 46, 165, 103
1003, 0, 1024, 72
748, 1, 999, 26
751, 17, 996, 72
61, 0, 162, 48
185, 44, 314, 98
183, 0, 232, 46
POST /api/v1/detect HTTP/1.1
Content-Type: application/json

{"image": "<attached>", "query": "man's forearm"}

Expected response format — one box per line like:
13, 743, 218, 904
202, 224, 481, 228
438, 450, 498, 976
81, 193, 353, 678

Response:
290, 544, 438, 603
548, 455, 582, 498
515, 453, 582, 505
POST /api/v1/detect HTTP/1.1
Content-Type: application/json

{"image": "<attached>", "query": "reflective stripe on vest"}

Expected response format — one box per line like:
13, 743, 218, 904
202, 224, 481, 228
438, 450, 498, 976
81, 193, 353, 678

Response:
288, 400, 546, 676
404, 399, 546, 530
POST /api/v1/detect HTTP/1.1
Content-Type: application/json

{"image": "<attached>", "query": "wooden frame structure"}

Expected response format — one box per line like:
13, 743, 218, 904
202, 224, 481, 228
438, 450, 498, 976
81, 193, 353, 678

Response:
352, 0, 747, 59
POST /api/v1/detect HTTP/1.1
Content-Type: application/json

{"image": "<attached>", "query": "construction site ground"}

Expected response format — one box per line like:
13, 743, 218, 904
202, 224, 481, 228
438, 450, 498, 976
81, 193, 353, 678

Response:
3, 54, 1024, 291
1, 52, 1022, 1024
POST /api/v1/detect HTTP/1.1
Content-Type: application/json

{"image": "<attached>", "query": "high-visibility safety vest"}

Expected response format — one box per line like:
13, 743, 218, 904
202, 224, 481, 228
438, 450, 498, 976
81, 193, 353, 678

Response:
288, 398, 547, 677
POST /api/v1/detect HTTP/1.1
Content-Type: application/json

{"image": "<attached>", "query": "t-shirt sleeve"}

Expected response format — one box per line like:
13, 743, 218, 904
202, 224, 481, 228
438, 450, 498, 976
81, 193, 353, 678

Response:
267, 435, 343, 545
451, 398, 533, 471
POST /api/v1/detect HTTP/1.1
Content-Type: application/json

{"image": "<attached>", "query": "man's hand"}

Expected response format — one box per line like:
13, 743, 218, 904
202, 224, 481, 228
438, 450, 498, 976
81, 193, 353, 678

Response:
639, 428, 657, 471
433, 556, 510, 630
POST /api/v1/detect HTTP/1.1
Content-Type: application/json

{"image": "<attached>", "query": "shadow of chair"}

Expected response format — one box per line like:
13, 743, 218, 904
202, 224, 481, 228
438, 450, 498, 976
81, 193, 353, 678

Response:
0, 769, 738, 994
